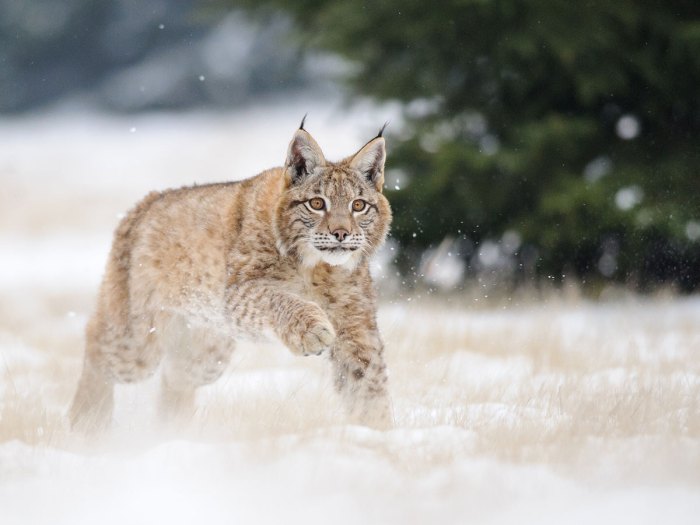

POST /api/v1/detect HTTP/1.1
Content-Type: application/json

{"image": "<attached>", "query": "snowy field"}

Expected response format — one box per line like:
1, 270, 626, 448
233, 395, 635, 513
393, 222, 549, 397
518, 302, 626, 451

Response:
1, 99, 699, 524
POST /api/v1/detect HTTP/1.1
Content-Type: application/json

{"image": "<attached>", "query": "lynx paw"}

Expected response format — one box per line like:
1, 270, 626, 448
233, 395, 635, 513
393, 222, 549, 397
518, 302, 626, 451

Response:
284, 307, 336, 356
301, 321, 336, 356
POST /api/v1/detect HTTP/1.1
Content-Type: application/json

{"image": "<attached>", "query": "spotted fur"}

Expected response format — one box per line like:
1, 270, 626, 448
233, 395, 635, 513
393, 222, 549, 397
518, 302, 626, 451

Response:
69, 126, 393, 431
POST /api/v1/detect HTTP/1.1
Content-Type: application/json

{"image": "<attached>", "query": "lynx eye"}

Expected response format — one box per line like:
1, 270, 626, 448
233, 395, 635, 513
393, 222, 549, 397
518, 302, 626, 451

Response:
352, 199, 367, 212
308, 197, 325, 211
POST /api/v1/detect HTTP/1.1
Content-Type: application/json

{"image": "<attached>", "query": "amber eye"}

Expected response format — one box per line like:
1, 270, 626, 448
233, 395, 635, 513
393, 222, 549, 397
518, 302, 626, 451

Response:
309, 197, 325, 211
352, 199, 366, 212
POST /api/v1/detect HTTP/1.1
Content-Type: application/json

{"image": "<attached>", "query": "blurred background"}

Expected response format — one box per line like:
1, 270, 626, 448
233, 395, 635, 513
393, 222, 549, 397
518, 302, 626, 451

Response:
2, 0, 700, 296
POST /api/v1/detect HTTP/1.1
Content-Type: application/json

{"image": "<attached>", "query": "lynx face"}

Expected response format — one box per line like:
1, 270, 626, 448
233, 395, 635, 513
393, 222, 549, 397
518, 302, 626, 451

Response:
275, 128, 392, 269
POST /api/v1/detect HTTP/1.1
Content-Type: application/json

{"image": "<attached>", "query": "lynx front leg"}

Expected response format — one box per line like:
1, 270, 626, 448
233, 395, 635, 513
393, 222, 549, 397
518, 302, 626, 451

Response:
227, 281, 336, 356
277, 301, 336, 356
157, 316, 236, 424
329, 334, 392, 430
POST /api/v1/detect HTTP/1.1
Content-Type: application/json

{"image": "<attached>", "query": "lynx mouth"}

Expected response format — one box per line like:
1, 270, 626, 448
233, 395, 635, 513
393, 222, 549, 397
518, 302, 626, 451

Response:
315, 246, 359, 252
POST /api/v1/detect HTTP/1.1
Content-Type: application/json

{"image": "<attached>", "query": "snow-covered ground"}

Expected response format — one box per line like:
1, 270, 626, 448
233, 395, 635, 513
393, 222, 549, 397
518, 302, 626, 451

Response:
1, 100, 699, 524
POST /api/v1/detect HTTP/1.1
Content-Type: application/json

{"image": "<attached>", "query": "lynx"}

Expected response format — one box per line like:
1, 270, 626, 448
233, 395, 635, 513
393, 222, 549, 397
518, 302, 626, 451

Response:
69, 120, 393, 431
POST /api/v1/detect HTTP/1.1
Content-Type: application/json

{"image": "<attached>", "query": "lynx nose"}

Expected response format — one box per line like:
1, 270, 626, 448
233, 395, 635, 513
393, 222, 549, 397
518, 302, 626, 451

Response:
331, 228, 350, 242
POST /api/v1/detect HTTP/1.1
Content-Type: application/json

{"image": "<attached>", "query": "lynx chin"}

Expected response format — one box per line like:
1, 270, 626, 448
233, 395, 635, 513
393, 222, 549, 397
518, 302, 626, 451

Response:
69, 120, 393, 431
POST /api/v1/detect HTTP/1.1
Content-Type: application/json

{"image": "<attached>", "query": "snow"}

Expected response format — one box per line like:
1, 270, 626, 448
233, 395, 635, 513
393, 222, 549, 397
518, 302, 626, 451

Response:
1, 436, 698, 525
1, 100, 699, 524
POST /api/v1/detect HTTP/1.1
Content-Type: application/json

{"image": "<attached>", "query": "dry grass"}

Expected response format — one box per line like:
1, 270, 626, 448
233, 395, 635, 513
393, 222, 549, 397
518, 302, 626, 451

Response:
1, 287, 699, 485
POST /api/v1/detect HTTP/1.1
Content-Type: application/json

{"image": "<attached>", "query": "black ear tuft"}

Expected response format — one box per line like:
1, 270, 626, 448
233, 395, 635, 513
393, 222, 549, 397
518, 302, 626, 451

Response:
377, 121, 389, 138
299, 113, 308, 131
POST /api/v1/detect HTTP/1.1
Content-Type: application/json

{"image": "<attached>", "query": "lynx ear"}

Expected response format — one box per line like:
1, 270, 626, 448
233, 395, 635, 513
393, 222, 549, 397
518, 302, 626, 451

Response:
350, 136, 386, 192
284, 126, 326, 186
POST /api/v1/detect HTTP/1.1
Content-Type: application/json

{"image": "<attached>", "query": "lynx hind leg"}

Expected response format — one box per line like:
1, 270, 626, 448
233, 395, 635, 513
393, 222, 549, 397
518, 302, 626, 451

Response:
158, 316, 235, 423
69, 346, 115, 433
69, 313, 165, 433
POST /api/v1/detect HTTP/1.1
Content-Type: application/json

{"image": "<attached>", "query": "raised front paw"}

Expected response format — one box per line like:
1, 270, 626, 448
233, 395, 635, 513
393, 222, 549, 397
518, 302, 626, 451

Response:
283, 305, 336, 356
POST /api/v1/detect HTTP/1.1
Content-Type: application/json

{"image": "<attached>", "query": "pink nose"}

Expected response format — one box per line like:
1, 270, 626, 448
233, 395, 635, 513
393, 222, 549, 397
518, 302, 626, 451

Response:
332, 228, 350, 242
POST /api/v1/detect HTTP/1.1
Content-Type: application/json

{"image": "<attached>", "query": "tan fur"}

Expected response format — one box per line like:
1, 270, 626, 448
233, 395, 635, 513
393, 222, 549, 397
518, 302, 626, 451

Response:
69, 126, 393, 431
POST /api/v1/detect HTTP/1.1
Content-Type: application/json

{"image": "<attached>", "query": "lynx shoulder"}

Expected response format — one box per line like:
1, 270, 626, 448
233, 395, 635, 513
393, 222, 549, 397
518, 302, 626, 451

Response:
69, 122, 393, 431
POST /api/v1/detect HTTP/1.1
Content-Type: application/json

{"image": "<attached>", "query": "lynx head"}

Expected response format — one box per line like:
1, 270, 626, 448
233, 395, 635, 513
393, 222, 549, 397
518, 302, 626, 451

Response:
275, 120, 392, 270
